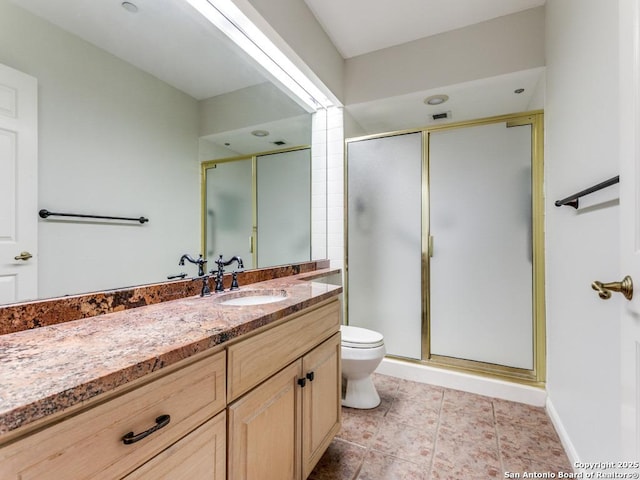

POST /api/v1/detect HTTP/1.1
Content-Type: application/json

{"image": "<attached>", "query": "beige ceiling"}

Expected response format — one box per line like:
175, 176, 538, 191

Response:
304, 0, 546, 58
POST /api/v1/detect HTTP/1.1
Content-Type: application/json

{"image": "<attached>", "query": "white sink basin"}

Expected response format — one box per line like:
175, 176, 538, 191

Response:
219, 290, 288, 306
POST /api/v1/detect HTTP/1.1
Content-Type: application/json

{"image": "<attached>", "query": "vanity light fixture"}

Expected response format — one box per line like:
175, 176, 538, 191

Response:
251, 130, 269, 137
121, 2, 139, 13
184, 0, 333, 110
424, 94, 449, 106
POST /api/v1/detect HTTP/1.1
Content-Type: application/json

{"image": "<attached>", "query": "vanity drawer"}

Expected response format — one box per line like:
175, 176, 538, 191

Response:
0, 350, 226, 480
227, 298, 340, 401
123, 410, 226, 480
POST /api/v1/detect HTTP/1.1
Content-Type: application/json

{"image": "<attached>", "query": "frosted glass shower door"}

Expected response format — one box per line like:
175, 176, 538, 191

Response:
256, 149, 311, 267
429, 122, 533, 369
347, 133, 423, 360
205, 159, 253, 269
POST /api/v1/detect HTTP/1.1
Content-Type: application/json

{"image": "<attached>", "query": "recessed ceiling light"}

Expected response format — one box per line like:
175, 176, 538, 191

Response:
424, 94, 449, 106
514, 88, 525, 94
121, 2, 138, 13
251, 130, 270, 137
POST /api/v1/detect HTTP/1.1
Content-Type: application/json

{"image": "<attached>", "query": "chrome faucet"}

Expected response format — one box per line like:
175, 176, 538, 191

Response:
178, 254, 207, 277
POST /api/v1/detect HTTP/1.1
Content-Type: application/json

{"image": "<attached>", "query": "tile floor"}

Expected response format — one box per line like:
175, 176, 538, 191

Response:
309, 373, 573, 480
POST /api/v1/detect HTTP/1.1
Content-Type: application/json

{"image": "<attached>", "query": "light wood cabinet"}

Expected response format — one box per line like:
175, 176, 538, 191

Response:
227, 298, 342, 480
0, 296, 341, 480
0, 349, 226, 480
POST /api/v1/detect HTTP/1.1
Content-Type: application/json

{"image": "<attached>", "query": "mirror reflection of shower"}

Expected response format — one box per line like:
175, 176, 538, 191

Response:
202, 147, 311, 270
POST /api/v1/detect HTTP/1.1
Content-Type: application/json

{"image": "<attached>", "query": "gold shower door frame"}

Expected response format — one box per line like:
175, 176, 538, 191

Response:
345, 111, 545, 386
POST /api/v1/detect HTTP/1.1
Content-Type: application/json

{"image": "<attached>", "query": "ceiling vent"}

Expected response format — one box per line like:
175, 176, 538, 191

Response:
431, 111, 451, 121
272, 140, 286, 146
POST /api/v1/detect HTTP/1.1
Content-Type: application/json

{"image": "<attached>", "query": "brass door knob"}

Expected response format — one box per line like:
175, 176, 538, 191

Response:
14, 251, 33, 261
592, 275, 633, 300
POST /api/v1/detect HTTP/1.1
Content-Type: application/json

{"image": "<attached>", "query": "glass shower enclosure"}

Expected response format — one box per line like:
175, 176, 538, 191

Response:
346, 112, 545, 383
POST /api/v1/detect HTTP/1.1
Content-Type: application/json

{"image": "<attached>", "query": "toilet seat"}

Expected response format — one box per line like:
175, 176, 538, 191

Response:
341, 325, 384, 349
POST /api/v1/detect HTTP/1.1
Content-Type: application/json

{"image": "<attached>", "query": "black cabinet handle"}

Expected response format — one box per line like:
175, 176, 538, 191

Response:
297, 377, 307, 387
122, 414, 171, 445
306, 371, 315, 382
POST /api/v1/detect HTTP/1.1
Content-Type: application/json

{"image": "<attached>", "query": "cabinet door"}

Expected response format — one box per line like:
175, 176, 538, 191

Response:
228, 361, 303, 480
301, 333, 342, 478
123, 411, 226, 480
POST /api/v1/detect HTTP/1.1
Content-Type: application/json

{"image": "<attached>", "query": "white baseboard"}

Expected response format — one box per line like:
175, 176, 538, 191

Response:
375, 357, 547, 406
546, 397, 580, 472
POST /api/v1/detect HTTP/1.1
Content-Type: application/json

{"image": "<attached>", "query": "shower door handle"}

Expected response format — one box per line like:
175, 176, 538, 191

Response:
592, 275, 633, 300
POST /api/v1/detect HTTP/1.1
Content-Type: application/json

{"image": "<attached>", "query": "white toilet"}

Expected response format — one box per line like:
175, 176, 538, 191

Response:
340, 325, 386, 409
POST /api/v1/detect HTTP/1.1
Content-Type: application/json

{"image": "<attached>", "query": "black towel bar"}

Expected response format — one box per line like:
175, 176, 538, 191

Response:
39, 209, 149, 224
554, 176, 619, 209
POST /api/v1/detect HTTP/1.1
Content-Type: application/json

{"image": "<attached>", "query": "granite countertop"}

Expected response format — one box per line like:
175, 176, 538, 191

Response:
0, 270, 342, 440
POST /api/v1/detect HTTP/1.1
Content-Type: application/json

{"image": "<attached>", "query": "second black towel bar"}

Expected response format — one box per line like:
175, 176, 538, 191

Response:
555, 175, 619, 209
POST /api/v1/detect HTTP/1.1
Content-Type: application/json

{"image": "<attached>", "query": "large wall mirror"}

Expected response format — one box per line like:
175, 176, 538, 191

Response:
0, 0, 315, 306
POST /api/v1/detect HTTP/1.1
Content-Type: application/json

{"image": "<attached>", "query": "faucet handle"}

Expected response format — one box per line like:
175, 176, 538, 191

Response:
191, 274, 211, 297
230, 271, 239, 290
215, 254, 225, 274
212, 270, 225, 293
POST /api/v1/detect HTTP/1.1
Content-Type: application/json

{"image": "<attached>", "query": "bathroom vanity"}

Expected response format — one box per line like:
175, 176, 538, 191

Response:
0, 270, 341, 479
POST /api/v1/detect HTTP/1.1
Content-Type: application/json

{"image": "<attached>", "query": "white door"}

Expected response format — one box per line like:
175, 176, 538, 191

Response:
346, 133, 423, 359
0, 63, 38, 304
620, 0, 640, 462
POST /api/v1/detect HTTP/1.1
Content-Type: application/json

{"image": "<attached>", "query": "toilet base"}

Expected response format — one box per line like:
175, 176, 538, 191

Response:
342, 375, 381, 409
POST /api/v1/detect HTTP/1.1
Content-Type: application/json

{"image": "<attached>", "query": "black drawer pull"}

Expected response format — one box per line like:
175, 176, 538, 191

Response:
122, 414, 171, 445
306, 371, 315, 382
297, 377, 306, 387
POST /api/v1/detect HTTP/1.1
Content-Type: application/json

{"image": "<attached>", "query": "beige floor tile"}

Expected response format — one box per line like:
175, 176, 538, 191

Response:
338, 406, 386, 446
356, 450, 426, 480
387, 389, 443, 421
308, 438, 366, 480
311, 376, 571, 480
370, 416, 436, 466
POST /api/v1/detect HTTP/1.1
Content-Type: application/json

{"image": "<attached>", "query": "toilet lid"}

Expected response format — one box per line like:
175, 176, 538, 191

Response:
340, 325, 384, 348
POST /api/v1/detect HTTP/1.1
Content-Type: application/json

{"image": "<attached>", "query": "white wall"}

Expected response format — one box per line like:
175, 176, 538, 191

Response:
0, 2, 201, 299
545, 0, 621, 462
